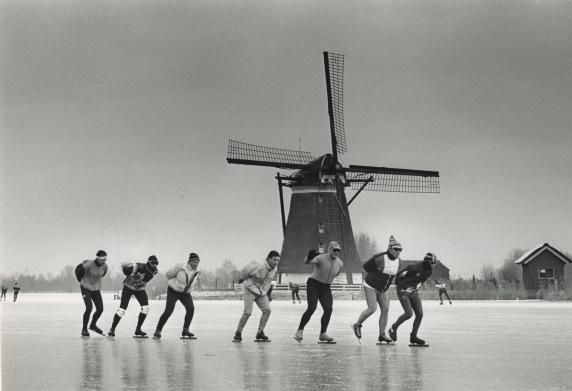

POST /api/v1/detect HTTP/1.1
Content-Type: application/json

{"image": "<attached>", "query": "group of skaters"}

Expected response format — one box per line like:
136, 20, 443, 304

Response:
76, 235, 446, 346
1, 281, 20, 302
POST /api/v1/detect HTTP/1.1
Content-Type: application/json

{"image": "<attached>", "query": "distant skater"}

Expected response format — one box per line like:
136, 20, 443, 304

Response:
289, 282, 301, 303
1, 283, 8, 301
294, 241, 344, 344
435, 280, 452, 305
352, 235, 402, 344
12, 282, 21, 302
233, 250, 280, 343
108, 255, 159, 338
388, 252, 437, 346
76, 250, 108, 337
154, 253, 201, 339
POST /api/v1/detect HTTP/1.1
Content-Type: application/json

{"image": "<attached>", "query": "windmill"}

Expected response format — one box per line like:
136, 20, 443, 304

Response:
226, 52, 440, 284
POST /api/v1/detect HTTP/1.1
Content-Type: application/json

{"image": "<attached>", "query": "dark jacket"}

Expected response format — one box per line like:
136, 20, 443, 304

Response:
122, 263, 157, 291
363, 252, 397, 292
395, 260, 433, 290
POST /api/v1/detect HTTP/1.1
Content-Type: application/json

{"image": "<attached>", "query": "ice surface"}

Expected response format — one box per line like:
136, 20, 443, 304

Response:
2, 294, 572, 390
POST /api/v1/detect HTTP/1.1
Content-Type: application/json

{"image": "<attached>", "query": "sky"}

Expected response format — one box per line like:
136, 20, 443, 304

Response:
1, 0, 571, 278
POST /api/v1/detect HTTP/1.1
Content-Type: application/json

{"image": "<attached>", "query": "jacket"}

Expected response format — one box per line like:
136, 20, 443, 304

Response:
122, 262, 157, 291
240, 260, 277, 296
363, 252, 399, 292
306, 253, 344, 285
166, 263, 200, 293
79, 260, 108, 291
396, 260, 434, 290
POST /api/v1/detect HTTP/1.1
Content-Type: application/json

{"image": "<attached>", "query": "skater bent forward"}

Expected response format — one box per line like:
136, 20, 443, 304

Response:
108, 255, 159, 338
233, 250, 280, 342
76, 250, 108, 337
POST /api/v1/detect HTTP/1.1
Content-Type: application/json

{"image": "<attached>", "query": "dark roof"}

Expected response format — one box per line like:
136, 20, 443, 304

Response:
514, 243, 572, 265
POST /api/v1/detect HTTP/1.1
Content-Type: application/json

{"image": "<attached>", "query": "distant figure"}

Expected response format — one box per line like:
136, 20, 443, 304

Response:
76, 250, 108, 337
352, 235, 402, 344
108, 255, 159, 338
233, 250, 280, 343
388, 252, 437, 347
294, 241, 344, 344
1, 283, 7, 301
435, 280, 452, 305
289, 282, 301, 303
153, 252, 201, 339
267, 280, 277, 302
13, 282, 21, 302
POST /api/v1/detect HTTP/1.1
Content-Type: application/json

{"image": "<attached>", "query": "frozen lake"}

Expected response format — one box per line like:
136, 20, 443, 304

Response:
2, 293, 572, 390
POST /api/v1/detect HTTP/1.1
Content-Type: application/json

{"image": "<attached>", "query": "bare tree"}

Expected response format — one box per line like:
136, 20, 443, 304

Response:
355, 232, 380, 261
497, 248, 525, 284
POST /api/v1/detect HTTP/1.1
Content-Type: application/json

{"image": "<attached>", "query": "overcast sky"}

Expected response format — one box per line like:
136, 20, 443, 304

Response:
1, 0, 571, 278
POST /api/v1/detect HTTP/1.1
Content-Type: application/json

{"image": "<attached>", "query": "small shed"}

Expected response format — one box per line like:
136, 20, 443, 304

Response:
399, 260, 450, 281
514, 243, 571, 290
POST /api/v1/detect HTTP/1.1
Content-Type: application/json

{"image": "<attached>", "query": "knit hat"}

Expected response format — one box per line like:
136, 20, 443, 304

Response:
387, 236, 402, 250
328, 241, 342, 251
96, 250, 107, 257
188, 252, 200, 261
147, 255, 159, 264
424, 252, 437, 264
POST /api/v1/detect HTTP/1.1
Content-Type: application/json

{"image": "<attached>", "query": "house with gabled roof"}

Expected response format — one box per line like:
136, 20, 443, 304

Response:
514, 243, 571, 290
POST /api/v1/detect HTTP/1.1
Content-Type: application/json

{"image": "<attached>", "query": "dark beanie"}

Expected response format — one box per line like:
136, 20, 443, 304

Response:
188, 252, 200, 261
148, 255, 158, 263
96, 250, 107, 257
267, 250, 280, 259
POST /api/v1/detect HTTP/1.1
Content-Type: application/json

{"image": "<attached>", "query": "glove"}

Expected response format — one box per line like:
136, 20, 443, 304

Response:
307, 249, 317, 260
238, 279, 244, 284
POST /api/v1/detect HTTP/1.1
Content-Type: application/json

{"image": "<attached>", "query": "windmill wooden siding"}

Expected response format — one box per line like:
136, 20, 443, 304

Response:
278, 187, 363, 285
514, 243, 571, 291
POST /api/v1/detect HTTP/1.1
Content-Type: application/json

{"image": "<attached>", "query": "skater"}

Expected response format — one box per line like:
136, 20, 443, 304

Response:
12, 282, 21, 302
76, 250, 109, 337
153, 252, 201, 339
388, 252, 437, 346
233, 250, 280, 343
108, 255, 160, 338
435, 280, 452, 305
1, 282, 8, 301
289, 282, 301, 303
293, 241, 344, 344
352, 235, 402, 344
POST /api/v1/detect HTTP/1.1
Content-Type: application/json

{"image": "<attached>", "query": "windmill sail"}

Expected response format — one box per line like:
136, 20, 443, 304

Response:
346, 164, 440, 193
324, 52, 346, 160
227, 139, 314, 169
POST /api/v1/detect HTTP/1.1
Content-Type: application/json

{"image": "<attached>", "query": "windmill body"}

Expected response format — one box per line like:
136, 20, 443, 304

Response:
227, 52, 440, 285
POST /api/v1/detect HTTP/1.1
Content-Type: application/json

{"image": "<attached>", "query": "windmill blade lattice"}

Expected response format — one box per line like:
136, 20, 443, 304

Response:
227, 139, 315, 169
347, 165, 440, 193
324, 52, 347, 158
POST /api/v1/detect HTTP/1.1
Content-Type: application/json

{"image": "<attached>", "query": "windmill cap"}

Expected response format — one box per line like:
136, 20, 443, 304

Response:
328, 241, 342, 251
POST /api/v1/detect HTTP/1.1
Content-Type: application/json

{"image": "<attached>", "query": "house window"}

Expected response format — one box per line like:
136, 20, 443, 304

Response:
318, 242, 324, 253
538, 268, 554, 279
318, 223, 324, 234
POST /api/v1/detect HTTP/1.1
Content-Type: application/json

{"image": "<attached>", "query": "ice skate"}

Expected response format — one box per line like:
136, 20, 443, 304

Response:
254, 330, 271, 342
377, 334, 394, 345
409, 334, 429, 347
388, 325, 397, 342
81, 329, 90, 337
293, 329, 303, 343
107, 329, 116, 338
180, 329, 197, 340
153, 330, 162, 339
134, 329, 148, 339
89, 324, 104, 336
232, 331, 242, 343
351, 324, 362, 343
318, 333, 336, 344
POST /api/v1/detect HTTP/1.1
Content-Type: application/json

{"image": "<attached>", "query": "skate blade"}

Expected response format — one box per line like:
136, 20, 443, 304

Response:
318, 341, 336, 344
180, 336, 197, 340
376, 342, 395, 345
292, 337, 302, 344
133, 335, 149, 339
408, 344, 429, 347
254, 339, 271, 343
232, 339, 242, 343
